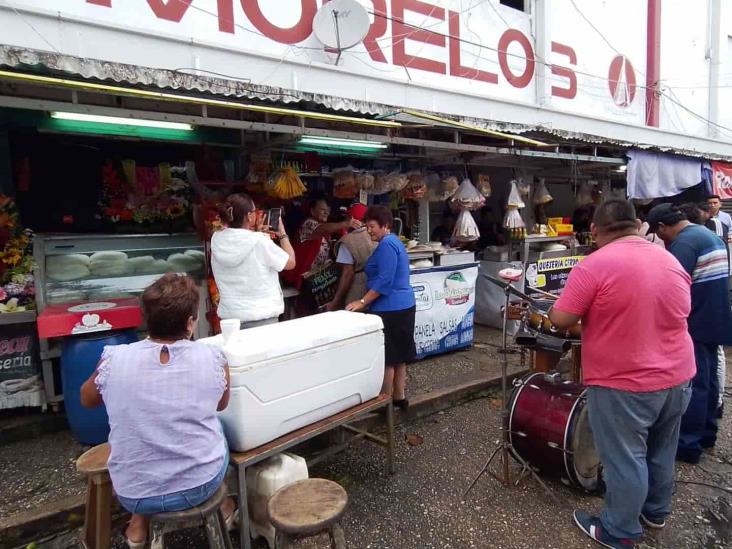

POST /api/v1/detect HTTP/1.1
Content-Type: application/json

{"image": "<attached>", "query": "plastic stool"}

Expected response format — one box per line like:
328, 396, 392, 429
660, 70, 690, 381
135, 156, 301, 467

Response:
267, 479, 348, 548
147, 483, 233, 549
76, 443, 113, 549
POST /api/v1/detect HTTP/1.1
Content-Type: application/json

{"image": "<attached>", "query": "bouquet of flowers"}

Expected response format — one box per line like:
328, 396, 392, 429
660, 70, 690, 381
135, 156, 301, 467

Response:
0, 196, 35, 312
99, 161, 194, 230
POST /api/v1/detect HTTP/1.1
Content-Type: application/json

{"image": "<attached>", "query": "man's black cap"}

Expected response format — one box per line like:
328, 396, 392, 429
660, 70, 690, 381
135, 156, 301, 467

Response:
646, 203, 686, 232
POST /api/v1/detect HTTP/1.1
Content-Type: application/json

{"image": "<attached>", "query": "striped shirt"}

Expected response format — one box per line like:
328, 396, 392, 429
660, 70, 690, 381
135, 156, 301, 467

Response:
669, 224, 732, 345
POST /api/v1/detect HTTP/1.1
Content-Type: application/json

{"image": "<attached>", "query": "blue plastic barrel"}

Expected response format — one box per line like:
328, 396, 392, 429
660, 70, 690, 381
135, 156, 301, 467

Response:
61, 329, 138, 445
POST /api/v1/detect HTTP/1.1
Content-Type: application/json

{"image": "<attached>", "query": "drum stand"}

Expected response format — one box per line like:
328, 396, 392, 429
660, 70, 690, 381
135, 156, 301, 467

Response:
464, 280, 560, 503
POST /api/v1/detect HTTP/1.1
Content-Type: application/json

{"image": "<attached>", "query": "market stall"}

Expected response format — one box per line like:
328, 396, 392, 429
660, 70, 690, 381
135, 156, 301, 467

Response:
0, 62, 637, 416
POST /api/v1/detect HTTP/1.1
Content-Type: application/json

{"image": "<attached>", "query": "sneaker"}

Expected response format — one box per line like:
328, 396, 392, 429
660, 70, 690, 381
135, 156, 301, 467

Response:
640, 513, 666, 529
675, 449, 702, 464
573, 510, 637, 548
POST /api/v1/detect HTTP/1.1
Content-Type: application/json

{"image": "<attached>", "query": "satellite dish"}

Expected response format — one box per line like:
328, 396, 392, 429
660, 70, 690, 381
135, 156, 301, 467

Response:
313, 0, 371, 51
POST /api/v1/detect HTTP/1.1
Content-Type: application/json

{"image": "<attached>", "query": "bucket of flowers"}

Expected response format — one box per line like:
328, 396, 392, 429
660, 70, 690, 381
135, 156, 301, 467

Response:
0, 196, 35, 313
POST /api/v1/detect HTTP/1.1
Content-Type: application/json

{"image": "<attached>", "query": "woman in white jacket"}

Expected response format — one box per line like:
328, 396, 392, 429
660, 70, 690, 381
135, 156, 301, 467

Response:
211, 194, 295, 328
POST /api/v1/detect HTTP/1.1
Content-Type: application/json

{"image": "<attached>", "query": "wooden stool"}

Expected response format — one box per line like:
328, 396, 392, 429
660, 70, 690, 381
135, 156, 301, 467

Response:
76, 443, 113, 549
267, 479, 348, 549
147, 483, 233, 549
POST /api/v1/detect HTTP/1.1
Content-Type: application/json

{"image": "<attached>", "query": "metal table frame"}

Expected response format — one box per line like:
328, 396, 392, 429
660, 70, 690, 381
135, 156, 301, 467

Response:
229, 395, 395, 549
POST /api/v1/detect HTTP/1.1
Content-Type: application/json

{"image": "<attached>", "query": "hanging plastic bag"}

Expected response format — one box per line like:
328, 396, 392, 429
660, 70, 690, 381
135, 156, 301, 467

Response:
507, 180, 526, 208
403, 173, 427, 200
477, 174, 492, 198
385, 171, 409, 192
429, 175, 459, 202
504, 208, 525, 229
355, 172, 375, 191
453, 209, 480, 242
368, 172, 392, 195
332, 168, 358, 199
533, 178, 553, 205
576, 180, 595, 207
515, 178, 530, 198
450, 178, 485, 211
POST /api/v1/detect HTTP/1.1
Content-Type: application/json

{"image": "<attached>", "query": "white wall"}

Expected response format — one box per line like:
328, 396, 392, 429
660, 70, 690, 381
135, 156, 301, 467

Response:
0, 1, 730, 156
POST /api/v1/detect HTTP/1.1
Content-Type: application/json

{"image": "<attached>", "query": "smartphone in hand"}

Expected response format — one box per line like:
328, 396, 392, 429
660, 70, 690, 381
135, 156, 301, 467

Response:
268, 208, 282, 232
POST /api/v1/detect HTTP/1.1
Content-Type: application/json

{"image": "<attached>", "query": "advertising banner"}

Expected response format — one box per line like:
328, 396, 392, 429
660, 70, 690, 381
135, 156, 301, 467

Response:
712, 162, 732, 200
0, 321, 45, 409
410, 264, 478, 359
525, 255, 586, 298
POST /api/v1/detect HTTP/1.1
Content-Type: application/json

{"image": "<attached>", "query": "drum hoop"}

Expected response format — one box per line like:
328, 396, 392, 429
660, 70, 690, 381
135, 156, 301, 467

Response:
562, 387, 588, 486
507, 372, 542, 452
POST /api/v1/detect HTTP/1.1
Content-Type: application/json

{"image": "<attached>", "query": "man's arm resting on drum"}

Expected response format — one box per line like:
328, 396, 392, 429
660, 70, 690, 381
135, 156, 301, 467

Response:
548, 307, 581, 330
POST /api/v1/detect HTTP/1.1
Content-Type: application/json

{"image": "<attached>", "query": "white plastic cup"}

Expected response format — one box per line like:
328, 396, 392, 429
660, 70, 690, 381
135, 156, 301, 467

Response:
220, 319, 240, 343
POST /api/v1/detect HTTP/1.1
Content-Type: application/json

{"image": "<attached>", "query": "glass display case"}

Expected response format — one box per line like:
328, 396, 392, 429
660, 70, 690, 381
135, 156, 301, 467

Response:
33, 233, 206, 409
34, 233, 205, 310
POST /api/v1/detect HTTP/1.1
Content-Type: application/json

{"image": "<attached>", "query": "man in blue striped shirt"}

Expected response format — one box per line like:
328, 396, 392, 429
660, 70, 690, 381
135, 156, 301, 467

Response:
649, 203, 732, 464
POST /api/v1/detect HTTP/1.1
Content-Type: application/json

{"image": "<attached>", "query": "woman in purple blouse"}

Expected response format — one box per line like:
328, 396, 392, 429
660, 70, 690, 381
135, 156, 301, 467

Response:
81, 273, 234, 547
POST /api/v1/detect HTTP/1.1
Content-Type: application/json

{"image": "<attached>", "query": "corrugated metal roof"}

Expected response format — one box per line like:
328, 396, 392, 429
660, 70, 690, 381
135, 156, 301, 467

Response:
0, 45, 390, 114
0, 45, 729, 161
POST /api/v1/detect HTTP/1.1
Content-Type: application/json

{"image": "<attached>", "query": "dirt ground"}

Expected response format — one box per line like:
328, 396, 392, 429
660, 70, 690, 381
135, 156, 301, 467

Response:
37, 393, 732, 549
3, 333, 730, 549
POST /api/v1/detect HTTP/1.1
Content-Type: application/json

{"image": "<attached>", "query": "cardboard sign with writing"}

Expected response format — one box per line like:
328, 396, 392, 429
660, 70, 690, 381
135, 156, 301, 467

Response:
302, 262, 340, 308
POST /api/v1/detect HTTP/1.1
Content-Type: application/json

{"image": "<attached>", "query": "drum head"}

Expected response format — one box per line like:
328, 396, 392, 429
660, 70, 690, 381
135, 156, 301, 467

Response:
570, 404, 601, 491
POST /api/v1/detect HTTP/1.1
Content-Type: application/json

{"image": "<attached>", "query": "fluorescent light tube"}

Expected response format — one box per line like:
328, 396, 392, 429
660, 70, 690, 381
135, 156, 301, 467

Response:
299, 136, 387, 149
50, 112, 193, 131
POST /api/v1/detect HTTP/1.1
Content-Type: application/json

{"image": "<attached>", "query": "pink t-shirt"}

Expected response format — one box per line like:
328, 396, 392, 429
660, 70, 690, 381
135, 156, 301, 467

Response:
554, 237, 695, 392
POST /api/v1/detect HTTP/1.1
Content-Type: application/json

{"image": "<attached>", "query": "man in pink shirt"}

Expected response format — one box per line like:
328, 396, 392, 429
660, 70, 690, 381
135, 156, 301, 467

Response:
549, 199, 694, 549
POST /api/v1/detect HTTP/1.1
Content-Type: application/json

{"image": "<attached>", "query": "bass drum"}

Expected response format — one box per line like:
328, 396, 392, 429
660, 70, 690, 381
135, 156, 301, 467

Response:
508, 372, 600, 491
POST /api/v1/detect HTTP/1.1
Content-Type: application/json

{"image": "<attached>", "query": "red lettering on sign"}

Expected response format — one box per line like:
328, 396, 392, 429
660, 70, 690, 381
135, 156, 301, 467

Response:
448, 10, 497, 84
217, 0, 234, 33
497, 29, 534, 88
392, 0, 447, 75
147, 0, 192, 22
364, 0, 388, 64
0, 337, 29, 356
241, 0, 317, 44
550, 42, 577, 99
87, 0, 111, 5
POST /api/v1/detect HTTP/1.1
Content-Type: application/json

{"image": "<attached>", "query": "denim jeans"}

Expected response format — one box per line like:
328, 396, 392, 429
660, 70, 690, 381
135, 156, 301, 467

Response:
117, 453, 229, 516
587, 383, 692, 539
678, 341, 720, 461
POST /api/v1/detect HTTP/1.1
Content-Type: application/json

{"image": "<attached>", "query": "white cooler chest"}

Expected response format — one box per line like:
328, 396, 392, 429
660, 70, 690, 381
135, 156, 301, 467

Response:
200, 311, 385, 452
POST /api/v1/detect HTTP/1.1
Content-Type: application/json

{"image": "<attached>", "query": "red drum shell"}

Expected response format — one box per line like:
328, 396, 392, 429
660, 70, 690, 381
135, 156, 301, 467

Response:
508, 372, 600, 491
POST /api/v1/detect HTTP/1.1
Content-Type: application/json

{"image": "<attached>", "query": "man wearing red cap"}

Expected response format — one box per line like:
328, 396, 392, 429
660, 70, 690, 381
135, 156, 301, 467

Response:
324, 203, 377, 311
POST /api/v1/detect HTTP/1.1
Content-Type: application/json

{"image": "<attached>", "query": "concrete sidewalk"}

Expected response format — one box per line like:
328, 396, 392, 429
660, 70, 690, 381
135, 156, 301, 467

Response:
0, 326, 524, 548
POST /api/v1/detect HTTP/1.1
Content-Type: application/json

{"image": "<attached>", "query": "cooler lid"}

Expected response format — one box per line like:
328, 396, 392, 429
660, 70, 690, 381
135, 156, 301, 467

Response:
204, 311, 384, 368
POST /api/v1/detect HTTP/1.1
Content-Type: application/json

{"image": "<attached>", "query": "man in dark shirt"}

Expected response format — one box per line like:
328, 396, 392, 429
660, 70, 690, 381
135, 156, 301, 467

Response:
648, 203, 732, 463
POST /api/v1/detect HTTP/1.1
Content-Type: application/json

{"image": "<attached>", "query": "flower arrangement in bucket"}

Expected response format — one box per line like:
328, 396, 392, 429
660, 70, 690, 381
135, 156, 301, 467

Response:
0, 195, 35, 313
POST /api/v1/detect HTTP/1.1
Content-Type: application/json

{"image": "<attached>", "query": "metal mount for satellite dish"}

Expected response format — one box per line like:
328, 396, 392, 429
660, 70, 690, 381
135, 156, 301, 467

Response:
313, 0, 371, 65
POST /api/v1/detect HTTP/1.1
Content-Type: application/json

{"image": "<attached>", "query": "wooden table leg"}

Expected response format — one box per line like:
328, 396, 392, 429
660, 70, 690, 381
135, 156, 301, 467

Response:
386, 401, 395, 475
93, 474, 112, 549
236, 464, 251, 549
83, 477, 98, 549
